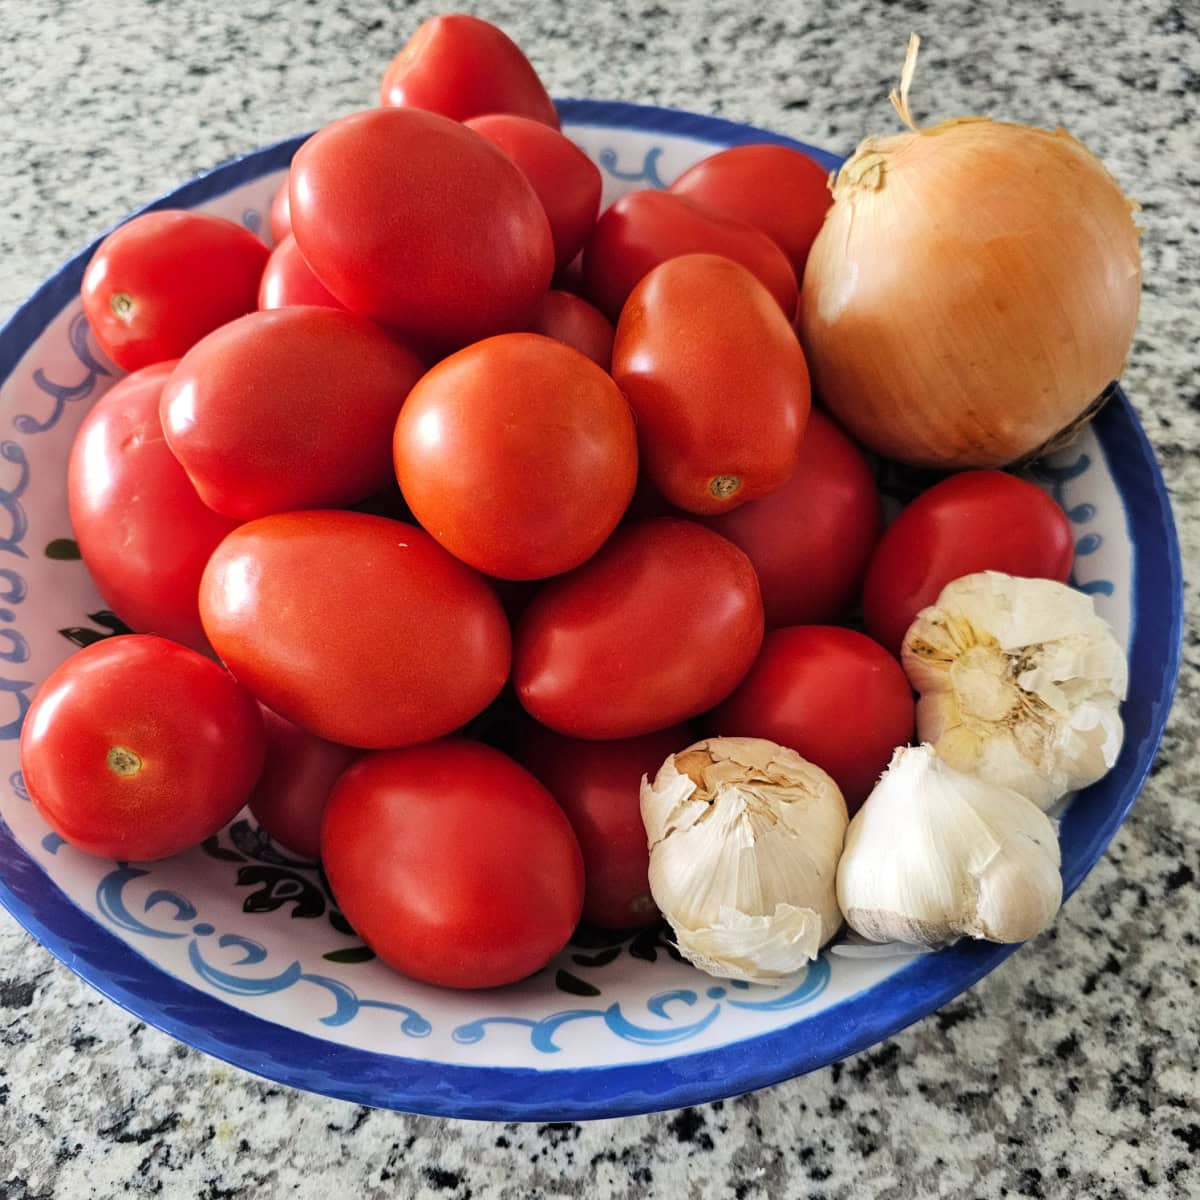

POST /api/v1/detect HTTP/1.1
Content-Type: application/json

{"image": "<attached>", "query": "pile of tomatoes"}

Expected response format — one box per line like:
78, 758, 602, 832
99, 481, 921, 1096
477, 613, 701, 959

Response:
18, 15, 1075, 991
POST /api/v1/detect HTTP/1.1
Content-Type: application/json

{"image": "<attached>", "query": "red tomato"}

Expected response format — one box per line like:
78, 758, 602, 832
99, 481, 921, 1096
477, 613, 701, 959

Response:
20, 635, 264, 860
582, 190, 798, 322
710, 626, 914, 811
81, 210, 269, 371
526, 290, 614, 370
268, 176, 292, 244
862, 471, 1075, 655
612, 254, 810, 515
701, 409, 882, 626
67, 362, 238, 653
248, 707, 360, 859
290, 108, 553, 349
257, 234, 344, 311
515, 518, 764, 739
465, 114, 601, 270
161, 307, 424, 519
516, 721, 689, 929
200, 511, 511, 749
379, 14, 559, 128
394, 334, 637, 580
670, 144, 833, 276
322, 740, 583, 989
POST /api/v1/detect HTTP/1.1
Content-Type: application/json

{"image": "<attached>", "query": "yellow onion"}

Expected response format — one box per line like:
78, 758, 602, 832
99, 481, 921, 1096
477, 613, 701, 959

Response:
798, 36, 1141, 469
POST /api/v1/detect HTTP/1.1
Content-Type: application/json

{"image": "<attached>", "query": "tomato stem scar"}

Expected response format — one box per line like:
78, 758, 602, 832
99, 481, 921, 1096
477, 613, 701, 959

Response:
106, 745, 142, 777
110, 293, 135, 321
709, 475, 741, 499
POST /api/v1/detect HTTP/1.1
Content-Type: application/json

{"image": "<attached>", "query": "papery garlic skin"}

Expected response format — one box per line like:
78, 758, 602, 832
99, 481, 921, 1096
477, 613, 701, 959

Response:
902, 571, 1128, 810
836, 745, 1062, 948
641, 737, 847, 984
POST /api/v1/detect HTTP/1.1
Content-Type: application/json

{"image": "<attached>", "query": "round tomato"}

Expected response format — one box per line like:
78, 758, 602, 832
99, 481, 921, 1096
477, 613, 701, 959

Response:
322, 740, 583, 989
67, 362, 238, 653
613, 254, 810, 514
20, 635, 264, 860
701, 408, 882, 626
161, 307, 424, 519
862, 470, 1075, 654
81, 210, 269, 371
257, 234, 344, 311
526, 290, 614, 370
516, 720, 690, 929
710, 626, 914, 811
582, 190, 798, 322
394, 334, 637, 580
289, 107, 553, 349
515, 518, 764, 738
669, 144, 833, 276
379, 14, 558, 128
268, 176, 292, 244
248, 707, 360, 859
465, 114, 601, 270
200, 511, 510, 749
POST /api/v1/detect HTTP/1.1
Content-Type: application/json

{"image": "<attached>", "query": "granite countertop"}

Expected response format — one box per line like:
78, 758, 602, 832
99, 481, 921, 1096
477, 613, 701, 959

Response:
1, 0, 1197, 1196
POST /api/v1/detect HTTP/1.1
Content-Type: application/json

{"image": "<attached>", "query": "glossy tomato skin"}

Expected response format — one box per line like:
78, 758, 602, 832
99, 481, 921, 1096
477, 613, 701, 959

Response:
465, 114, 601, 270
394, 333, 637, 580
257, 234, 344, 311
67, 362, 238, 653
268, 176, 292, 244
526, 290, 614, 370
582, 190, 798, 322
161, 307, 424, 520
516, 721, 690, 928
710, 626, 914, 812
81, 210, 269, 371
670, 144, 833, 276
248, 707, 360, 859
613, 254, 811, 515
702, 408, 882, 626
862, 470, 1075, 655
290, 107, 554, 349
379, 14, 559, 128
200, 511, 511, 749
515, 518, 764, 739
20, 635, 265, 860
322, 740, 583, 989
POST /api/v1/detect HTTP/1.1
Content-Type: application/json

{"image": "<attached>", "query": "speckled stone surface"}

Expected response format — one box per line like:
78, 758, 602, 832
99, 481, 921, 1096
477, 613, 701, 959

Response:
1, 0, 1197, 1196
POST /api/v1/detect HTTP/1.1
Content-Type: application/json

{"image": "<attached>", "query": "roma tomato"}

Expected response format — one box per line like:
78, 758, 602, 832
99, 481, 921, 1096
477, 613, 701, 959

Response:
268, 176, 292, 243
394, 334, 637, 580
67, 362, 238, 652
465, 114, 601, 270
248, 707, 360, 859
526, 290, 614, 370
582, 190, 798, 322
701, 409, 882, 626
290, 107, 553, 348
81, 210, 269, 372
322, 740, 583, 989
379, 14, 558, 128
670, 144, 833, 275
710, 626, 914, 811
161, 307, 424, 519
515, 518, 764, 739
257, 234, 344, 311
20, 635, 264, 860
516, 721, 690, 929
862, 471, 1074, 654
613, 254, 811, 514
200, 512, 510, 749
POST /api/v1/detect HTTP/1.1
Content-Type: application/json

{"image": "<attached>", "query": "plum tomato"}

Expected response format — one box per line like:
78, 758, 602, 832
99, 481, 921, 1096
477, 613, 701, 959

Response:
268, 176, 292, 244
526, 290, 614, 370
257, 234, 344, 311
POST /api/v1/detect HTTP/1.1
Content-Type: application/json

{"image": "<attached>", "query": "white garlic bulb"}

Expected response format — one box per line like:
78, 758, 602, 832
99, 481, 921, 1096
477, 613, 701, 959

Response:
837, 745, 1062, 948
902, 571, 1128, 810
640, 736, 847, 984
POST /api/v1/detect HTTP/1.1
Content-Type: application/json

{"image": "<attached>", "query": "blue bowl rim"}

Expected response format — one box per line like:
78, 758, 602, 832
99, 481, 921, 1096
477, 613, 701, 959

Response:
0, 98, 1183, 1122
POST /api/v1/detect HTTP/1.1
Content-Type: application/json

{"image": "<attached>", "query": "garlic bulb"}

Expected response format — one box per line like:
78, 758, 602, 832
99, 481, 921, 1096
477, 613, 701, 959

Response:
640, 737, 847, 984
837, 745, 1062, 947
902, 571, 1127, 809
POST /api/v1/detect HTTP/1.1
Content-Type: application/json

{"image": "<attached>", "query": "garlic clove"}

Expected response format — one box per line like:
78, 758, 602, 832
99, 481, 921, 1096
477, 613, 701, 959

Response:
902, 571, 1127, 809
641, 736, 848, 984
